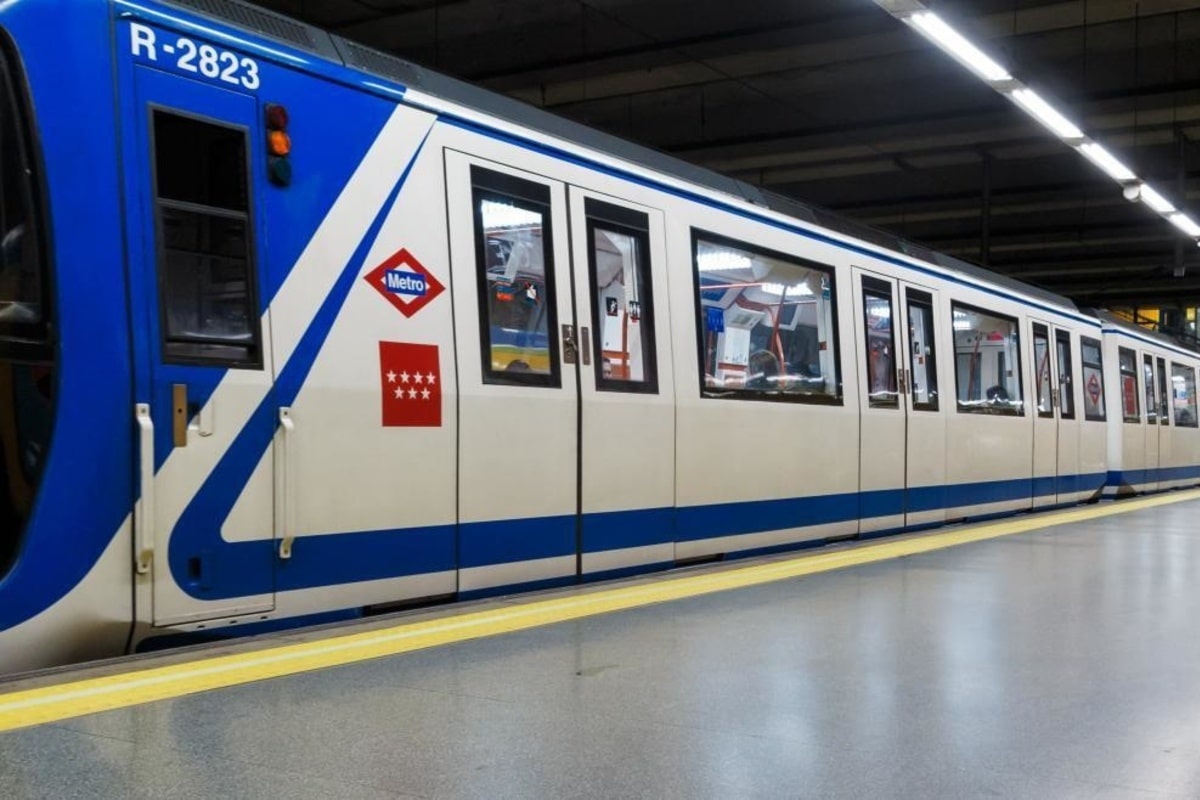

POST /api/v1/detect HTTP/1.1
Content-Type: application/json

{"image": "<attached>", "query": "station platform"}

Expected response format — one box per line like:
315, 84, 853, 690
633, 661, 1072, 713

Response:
3, 491, 1200, 799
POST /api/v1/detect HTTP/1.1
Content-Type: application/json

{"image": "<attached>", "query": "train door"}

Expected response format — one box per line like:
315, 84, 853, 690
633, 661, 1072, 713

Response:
1143, 353, 1160, 491
131, 68, 277, 624
1053, 329, 1080, 501
1156, 355, 1171, 488
565, 190, 675, 576
853, 269, 945, 532
1030, 321, 1059, 507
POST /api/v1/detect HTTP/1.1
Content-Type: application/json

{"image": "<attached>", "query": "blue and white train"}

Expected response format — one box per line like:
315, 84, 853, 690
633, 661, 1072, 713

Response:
1, 0, 1198, 674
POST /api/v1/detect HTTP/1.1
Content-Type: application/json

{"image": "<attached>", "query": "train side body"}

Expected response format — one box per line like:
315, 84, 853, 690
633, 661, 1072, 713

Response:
0, 0, 1195, 673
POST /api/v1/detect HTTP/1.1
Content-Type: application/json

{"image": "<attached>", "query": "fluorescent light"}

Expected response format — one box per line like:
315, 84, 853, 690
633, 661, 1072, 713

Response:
1138, 185, 1175, 215
1011, 89, 1084, 140
1078, 143, 1136, 182
760, 282, 813, 297
697, 250, 752, 272
480, 200, 542, 229
909, 12, 1011, 82
1168, 213, 1200, 238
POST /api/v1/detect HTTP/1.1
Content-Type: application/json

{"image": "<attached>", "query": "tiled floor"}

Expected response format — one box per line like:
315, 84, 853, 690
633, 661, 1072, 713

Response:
4, 501, 1200, 798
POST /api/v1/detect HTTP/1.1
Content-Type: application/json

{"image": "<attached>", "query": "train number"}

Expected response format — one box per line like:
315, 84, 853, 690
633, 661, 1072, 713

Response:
129, 23, 261, 91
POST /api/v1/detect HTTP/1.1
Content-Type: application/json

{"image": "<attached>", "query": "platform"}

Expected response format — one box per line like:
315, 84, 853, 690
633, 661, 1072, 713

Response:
3, 491, 1200, 799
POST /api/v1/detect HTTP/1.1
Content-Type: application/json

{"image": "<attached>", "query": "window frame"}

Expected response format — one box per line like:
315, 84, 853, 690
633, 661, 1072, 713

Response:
1118, 346, 1140, 423
1170, 362, 1198, 429
1032, 322, 1053, 419
1055, 329, 1075, 420
905, 288, 939, 412
950, 300, 1024, 417
584, 198, 658, 395
469, 165, 561, 389
0, 30, 53, 363
149, 107, 263, 369
861, 275, 898, 409
690, 228, 842, 405
1080, 335, 1106, 422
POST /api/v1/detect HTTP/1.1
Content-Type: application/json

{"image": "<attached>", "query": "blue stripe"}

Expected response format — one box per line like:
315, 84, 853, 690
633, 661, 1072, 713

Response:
582, 507, 675, 553
1109, 465, 1200, 486
459, 515, 575, 568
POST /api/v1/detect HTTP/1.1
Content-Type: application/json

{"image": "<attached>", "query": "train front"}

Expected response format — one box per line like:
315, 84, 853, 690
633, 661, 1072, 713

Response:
0, 0, 137, 672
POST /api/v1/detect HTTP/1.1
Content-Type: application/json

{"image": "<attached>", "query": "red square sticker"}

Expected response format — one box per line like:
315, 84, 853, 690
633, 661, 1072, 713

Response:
379, 342, 441, 427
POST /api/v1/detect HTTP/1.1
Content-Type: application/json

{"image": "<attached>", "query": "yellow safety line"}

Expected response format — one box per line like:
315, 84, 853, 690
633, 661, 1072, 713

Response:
2, 487, 1198, 733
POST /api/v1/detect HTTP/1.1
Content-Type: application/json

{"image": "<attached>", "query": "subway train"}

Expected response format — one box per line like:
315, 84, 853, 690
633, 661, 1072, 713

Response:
1, 0, 1198, 675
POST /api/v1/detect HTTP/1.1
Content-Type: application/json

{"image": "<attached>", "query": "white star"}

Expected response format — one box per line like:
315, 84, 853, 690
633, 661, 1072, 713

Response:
394, 386, 403, 399
399, 371, 410, 383
426, 372, 436, 384
414, 373, 424, 385
386, 370, 397, 384
421, 388, 431, 400
408, 388, 418, 399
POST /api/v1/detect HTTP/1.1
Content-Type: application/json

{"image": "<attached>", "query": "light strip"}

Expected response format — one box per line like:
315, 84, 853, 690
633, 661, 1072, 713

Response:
877, 2, 1200, 246
908, 12, 1011, 82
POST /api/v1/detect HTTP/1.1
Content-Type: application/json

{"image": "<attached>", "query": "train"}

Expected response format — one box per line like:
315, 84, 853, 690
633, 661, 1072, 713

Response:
1, 0, 1198, 675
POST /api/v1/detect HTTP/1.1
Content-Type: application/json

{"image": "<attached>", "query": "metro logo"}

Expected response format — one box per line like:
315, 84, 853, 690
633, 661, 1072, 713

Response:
364, 248, 444, 318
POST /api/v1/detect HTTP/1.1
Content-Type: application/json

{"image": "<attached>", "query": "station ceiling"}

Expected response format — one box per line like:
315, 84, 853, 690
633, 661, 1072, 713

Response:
254, 0, 1200, 310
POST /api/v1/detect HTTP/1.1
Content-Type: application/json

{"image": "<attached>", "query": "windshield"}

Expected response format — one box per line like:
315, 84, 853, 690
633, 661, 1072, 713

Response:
0, 41, 43, 331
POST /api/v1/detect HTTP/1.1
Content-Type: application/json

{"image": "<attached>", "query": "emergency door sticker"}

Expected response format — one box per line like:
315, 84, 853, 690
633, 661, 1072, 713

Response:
364, 248, 445, 318
1087, 373, 1102, 406
380, 342, 441, 427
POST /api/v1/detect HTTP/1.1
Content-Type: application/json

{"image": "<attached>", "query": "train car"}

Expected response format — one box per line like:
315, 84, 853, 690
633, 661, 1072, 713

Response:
0, 0, 1168, 674
1098, 312, 1200, 495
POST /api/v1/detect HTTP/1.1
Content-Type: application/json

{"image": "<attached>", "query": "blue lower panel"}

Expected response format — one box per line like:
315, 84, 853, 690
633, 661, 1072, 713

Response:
276, 525, 456, 591
1108, 465, 1200, 487
582, 507, 674, 554
459, 514, 575, 568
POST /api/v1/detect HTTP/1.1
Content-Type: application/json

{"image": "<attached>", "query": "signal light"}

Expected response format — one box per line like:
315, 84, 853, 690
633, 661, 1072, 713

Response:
265, 102, 291, 187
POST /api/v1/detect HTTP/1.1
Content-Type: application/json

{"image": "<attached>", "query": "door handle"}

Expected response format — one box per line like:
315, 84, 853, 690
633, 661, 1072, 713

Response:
581, 327, 591, 366
134, 403, 155, 575
172, 384, 188, 447
562, 324, 577, 365
275, 407, 296, 560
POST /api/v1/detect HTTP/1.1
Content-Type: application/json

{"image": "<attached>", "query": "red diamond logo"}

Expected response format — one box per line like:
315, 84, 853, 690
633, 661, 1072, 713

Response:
363, 248, 445, 319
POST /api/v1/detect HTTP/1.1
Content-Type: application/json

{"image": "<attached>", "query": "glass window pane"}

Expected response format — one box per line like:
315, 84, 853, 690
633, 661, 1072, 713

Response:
1171, 363, 1198, 427
0, 58, 43, 328
1118, 347, 1139, 422
952, 303, 1023, 414
695, 236, 839, 401
1157, 358, 1170, 424
1033, 325, 1052, 416
1056, 331, 1074, 419
153, 111, 259, 366
863, 287, 897, 408
907, 294, 938, 410
1080, 337, 1106, 421
474, 188, 557, 383
1143, 356, 1157, 424
590, 220, 656, 392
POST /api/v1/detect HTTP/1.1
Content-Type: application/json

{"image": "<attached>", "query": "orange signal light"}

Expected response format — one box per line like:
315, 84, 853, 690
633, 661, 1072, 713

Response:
267, 130, 292, 157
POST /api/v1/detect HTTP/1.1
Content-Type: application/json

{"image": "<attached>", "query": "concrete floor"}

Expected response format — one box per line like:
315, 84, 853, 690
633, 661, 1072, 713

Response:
4, 500, 1200, 799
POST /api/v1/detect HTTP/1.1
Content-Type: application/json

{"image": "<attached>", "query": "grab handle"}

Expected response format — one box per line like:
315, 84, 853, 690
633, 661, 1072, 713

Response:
275, 407, 296, 559
134, 403, 155, 575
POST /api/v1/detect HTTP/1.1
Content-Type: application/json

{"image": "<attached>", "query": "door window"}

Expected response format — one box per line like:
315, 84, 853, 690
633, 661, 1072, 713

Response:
1118, 347, 1139, 423
1157, 357, 1169, 425
584, 199, 656, 393
1143, 355, 1157, 424
906, 290, 938, 411
1032, 324, 1052, 418
1080, 337, 1106, 421
470, 166, 560, 387
861, 277, 896, 408
1055, 330, 1074, 419
692, 232, 840, 402
152, 111, 260, 366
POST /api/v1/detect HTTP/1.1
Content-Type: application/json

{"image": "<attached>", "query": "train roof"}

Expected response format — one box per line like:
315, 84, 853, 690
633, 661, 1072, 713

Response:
159, 0, 1082, 317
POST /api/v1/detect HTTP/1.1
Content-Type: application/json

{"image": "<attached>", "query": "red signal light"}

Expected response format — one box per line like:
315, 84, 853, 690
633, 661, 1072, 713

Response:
265, 103, 289, 130
265, 103, 292, 187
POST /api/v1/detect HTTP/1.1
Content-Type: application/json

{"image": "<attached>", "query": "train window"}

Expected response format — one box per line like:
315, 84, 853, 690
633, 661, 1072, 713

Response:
1055, 330, 1074, 419
152, 111, 260, 366
692, 232, 840, 403
951, 302, 1022, 415
1170, 363, 1198, 428
1032, 324, 1052, 418
1080, 337, 1106, 421
1143, 355, 1158, 424
470, 167, 560, 387
861, 278, 897, 408
1157, 357, 1169, 425
1118, 348, 1139, 423
0, 40, 49, 349
584, 200, 657, 394
906, 290, 938, 411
